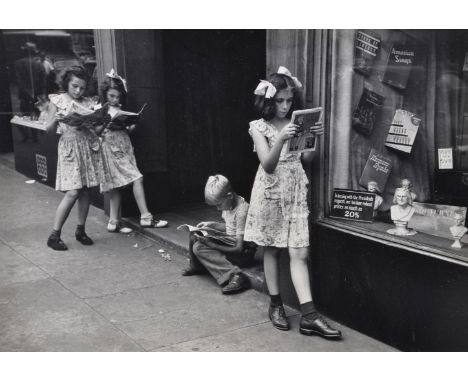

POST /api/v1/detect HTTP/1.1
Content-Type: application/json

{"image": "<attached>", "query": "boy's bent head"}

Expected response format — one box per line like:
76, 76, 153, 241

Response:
205, 175, 234, 210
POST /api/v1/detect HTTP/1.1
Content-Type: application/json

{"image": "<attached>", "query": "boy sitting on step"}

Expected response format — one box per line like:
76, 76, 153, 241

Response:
182, 174, 256, 295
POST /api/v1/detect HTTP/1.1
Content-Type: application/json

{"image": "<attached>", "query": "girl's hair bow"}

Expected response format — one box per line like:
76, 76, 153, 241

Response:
254, 80, 277, 99
106, 68, 128, 93
253, 66, 302, 99
277, 66, 303, 88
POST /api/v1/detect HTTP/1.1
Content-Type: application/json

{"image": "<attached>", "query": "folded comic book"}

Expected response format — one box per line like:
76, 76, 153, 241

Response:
59, 101, 104, 127
109, 103, 147, 127
287, 107, 323, 154
60, 102, 147, 128
177, 224, 236, 246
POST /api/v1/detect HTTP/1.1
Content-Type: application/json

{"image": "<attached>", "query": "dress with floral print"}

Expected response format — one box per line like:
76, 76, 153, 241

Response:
49, 93, 107, 191
100, 105, 143, 192
244, 119, 310, 248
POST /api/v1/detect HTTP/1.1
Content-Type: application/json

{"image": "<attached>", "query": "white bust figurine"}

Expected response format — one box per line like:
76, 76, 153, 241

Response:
400, 178, 417, 202
387, 187, 417, 236
367, 181, 383, 217
450, 212, 468, 249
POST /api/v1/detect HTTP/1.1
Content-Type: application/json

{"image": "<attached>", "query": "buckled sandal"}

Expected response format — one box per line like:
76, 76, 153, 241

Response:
107, 220, 133, 234
140, 214, 168, 228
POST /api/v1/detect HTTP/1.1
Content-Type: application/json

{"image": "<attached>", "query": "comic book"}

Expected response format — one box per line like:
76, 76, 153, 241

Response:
60, 102, 147, 128
287, 107, 323, 153
59, 101, 103, 127
177, 224, 236, 246
109, 103, 147, 126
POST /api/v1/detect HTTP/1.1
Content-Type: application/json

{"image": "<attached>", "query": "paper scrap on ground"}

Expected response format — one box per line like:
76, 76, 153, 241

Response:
161, 252, 171, 261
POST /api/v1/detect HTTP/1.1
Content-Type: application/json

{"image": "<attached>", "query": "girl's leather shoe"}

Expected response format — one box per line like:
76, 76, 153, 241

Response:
299, 316, 342, 339
47, 237, 68, 251
75, 232, 94, 245
268, 305, 290, 331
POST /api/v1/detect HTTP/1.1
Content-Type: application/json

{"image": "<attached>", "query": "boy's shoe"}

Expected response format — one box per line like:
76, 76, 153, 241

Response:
107, 220, 133, 234
140, 214, 168, 228
75, 232, 94, 245
268, 305, 290, 331
47, 236, 68, 251
181, 266, 206, 276
221, 273, 250, 295
299, 315, 342, 339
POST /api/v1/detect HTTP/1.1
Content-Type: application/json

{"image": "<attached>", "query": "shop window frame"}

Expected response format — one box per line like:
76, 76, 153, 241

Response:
315, 29, 468, 266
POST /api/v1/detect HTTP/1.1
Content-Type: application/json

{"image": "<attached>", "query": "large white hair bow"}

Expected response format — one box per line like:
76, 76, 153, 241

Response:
106, 68, 128, 92
254, 80, 277, 99
254, 66, 302, 99
277, 66, 302, 88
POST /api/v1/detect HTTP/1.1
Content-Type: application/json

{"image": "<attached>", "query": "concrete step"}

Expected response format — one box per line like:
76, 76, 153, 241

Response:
122, 207, 266, 293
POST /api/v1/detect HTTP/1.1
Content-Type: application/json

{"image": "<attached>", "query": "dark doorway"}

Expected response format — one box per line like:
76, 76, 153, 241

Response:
162, 30, 266, 204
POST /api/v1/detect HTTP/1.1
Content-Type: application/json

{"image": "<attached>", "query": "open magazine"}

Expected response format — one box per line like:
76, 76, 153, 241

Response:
109, 103, 147, 127
177, 224, 236, 246
59, 101, 103, 127
287, 107, 323, 154
59, 102, 147, 128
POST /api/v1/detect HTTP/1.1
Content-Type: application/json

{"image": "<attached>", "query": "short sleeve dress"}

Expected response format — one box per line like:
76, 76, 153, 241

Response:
99, 104, 143, 193
244, 119, 310, 248
49, 93, 107, 191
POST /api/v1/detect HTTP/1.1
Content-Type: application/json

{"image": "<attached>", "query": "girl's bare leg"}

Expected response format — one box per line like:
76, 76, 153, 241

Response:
133, 177, 149, 216
289, 246, 312, 304
53, 189, 80, 231
263, 247, 281, 295
77, 188, 90, 226
108, 188, 122, 223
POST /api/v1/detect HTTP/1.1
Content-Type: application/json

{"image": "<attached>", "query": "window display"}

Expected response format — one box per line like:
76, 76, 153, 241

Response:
327, 29, 468, 255
3, 29, 97, 119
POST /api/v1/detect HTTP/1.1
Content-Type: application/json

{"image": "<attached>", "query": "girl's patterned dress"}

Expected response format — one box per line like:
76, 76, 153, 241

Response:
49, 93, 106, 191
100, 105, 143, 193
244, 119, 310, 248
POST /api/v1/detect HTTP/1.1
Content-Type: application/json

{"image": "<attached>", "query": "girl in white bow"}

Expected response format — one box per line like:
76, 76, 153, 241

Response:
99, 69, 168, 232
244, 66, 341, 339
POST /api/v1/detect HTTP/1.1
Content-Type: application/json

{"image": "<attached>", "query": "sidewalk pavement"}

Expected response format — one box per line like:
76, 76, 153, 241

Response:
0, 155, 396, 351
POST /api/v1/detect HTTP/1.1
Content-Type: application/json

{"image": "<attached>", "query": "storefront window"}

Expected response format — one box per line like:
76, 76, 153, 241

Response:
326, 30, 468, 258
2, 29, 97, 119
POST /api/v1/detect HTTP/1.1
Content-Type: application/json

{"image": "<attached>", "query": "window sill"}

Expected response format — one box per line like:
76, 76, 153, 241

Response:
316, 217, 468, 268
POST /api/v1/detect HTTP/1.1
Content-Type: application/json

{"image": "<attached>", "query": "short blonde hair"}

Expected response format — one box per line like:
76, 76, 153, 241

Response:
204, 175, 232, 205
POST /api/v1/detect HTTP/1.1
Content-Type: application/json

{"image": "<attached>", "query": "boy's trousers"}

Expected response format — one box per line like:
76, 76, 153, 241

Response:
191, 239, 255, 286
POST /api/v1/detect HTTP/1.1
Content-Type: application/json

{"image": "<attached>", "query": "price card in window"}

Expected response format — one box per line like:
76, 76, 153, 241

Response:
438, 148, 453, 170
330, 189, 376, 223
